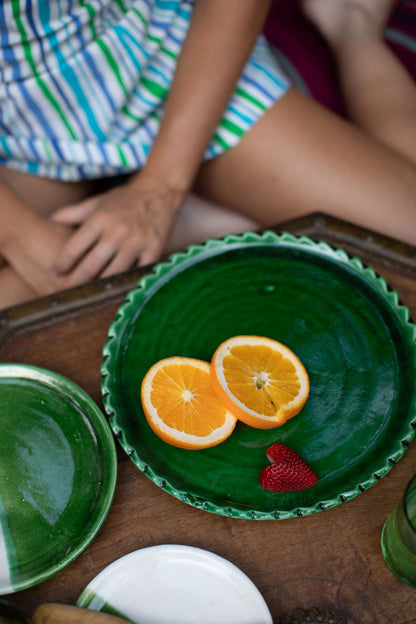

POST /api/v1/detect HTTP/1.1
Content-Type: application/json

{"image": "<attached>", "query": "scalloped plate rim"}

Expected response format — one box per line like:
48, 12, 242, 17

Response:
101, 230, 416, 520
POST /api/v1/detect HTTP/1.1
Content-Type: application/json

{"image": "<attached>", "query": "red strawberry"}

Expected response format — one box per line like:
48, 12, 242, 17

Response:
259, 443, 318, 492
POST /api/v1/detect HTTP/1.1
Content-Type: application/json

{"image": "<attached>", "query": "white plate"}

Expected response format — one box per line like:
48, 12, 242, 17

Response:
77, 545, 272, 624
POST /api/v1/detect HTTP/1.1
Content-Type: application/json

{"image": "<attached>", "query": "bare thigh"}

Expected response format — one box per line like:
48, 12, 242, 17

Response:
195, 88, 416, 245
0, 168, 96, 216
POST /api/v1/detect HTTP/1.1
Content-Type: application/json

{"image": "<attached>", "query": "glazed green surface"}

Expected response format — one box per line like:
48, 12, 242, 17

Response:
0, 365, 117, 592
102, 232, 416, 519
78, 589, 135, 623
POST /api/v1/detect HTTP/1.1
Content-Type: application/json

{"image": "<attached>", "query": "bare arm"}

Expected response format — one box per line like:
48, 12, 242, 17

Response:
53, 0, 272, 284
142, 0, 272, 191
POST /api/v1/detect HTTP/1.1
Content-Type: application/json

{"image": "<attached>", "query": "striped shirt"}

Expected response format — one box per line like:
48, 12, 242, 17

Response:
0, 0, 290, 181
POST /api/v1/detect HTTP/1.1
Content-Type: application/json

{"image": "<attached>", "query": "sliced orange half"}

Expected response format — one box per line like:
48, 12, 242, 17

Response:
141, 356, 237, 449
210, 335, 309, 429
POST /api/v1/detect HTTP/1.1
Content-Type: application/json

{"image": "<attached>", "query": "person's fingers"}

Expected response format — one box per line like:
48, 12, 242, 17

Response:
99, 243, 142, 277
54, 225, 100, 274
137, 237, 165, 267
51, 198, 98, 225
6, 243, 63, 295
62, 239, 117, 287
100, 230, 166, 277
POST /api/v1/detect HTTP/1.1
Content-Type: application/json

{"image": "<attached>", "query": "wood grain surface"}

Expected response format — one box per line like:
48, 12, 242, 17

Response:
1, 215, 416, 624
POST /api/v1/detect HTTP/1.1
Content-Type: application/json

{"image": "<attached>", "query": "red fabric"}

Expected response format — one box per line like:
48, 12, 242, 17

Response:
264, 0, 416, 116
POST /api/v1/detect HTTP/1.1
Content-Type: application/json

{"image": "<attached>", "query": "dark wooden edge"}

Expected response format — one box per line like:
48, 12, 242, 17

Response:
0, 269, 146, 349
277, 213, 416, 268
1, 213, 415, 347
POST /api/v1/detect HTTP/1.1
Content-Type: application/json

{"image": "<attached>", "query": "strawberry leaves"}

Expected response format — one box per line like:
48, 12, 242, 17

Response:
259, 443, 318, 492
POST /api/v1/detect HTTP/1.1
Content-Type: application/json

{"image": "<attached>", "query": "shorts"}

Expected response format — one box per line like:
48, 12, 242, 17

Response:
0, 0, 291, 181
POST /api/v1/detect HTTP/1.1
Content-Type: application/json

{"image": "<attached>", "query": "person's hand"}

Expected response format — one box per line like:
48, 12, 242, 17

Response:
52, 174, 185, 287
1, 215, 74, 297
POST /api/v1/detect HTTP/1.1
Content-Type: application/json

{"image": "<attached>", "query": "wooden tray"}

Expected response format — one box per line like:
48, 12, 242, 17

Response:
1, 214, 416, 624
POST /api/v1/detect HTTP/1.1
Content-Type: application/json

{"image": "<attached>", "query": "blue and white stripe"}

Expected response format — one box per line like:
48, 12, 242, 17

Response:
0, 0, 290, 181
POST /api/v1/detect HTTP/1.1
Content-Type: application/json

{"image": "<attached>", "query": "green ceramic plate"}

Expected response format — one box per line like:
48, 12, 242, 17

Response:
102, 231, 416, 520
0, 364, 117, 594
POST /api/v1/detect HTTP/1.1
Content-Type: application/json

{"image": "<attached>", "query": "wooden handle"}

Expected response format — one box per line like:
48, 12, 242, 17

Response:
32, 604, 130, 624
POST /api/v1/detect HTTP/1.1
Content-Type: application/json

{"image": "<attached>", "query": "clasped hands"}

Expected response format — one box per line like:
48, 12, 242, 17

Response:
2, 174, 184, 300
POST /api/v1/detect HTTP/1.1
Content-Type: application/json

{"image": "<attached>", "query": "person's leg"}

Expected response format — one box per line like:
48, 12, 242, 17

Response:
302, 0, 416, 164
195, 87, 416, 245
0, 168, 96, 217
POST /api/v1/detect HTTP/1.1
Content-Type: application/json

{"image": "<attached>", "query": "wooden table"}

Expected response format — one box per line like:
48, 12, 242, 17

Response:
2, 214, 416, 624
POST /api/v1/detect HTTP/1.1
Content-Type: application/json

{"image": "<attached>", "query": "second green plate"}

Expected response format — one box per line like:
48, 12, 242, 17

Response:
0, 364, 117, 593
101, 231, 416, 519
